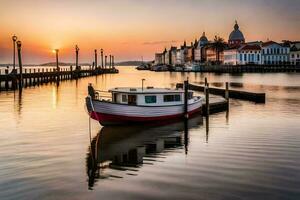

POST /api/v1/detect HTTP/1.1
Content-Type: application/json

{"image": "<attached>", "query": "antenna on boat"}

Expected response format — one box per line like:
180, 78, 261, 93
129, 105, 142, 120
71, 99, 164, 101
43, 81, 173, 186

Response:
142, 79, 145, 91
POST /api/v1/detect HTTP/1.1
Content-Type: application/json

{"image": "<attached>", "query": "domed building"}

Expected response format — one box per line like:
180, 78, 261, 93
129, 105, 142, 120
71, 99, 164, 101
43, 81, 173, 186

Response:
198, 32, 209, 48
228, 21, 245, 47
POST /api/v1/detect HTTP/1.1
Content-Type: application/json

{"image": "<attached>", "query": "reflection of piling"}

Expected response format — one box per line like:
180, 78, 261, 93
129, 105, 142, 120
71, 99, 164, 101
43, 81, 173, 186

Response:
17, 41, 23, 89
184, 79, 189, 119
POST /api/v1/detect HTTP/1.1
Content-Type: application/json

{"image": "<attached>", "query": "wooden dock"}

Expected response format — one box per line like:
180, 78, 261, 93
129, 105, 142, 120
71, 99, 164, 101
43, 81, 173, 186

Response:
177, 83, 265, 103
194, 64, 300, 73
202, 96, 228, 115
0, 66, 118, 91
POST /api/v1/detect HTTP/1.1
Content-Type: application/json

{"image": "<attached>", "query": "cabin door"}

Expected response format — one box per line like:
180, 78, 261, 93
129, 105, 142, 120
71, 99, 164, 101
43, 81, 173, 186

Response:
128, 95, 137, 105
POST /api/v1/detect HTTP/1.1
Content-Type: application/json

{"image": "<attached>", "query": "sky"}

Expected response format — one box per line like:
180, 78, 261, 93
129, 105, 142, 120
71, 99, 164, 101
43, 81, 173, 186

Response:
0, 0, 299, 64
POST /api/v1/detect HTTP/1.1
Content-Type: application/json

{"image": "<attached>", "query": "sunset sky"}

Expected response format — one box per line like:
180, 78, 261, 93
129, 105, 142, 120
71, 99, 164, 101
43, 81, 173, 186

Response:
0, 0, 299, 64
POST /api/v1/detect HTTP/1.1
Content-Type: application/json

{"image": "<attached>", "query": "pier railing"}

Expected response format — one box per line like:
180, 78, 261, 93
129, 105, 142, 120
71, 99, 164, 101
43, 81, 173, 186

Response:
0, 66, 118, 91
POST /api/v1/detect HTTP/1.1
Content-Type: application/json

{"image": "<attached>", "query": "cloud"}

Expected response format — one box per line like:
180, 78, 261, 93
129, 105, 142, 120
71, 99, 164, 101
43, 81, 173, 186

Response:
143, 40, 178, 45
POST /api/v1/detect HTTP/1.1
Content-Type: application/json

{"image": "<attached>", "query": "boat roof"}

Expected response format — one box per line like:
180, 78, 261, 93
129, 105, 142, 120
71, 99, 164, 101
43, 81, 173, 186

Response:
109, 87, 184, 94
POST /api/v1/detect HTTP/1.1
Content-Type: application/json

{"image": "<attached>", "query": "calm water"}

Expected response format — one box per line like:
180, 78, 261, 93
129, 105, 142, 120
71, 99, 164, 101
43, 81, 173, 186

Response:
0, 66, 300, 200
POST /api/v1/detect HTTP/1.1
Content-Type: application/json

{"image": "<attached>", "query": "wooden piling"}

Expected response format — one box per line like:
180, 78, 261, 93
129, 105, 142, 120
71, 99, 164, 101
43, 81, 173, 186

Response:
184, 79, 189, 119
5, 67, 9, 90
205, 83, 210, 116
225, 82, 229, 102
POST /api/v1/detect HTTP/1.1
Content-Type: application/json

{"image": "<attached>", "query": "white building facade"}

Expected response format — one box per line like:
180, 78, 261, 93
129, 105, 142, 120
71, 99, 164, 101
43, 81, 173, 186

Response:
261, 41, 290, 65
224, 44, 262, 65
290, 43, 300, 65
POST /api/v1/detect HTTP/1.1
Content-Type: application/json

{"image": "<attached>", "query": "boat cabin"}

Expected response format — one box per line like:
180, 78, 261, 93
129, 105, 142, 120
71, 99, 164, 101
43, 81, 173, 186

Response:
109, 87, 193, 106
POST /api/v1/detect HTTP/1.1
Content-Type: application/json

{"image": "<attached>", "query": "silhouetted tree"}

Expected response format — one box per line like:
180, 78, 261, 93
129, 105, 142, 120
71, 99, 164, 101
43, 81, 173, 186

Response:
213, 36, 226, 64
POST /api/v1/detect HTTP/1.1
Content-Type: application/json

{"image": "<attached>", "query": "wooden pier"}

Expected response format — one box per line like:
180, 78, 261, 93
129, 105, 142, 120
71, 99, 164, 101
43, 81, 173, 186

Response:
0, 66, 118, 91
177, 83, 265, 103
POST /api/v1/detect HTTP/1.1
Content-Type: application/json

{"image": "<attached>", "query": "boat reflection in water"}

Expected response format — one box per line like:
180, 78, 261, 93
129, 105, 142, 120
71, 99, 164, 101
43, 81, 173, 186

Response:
86, 115, 203, 189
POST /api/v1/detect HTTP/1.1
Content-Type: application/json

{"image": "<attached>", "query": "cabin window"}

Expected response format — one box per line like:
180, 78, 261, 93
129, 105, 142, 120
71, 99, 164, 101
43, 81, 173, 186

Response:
164, 94, 181, 102
145, 96, 157, 104
122, 94, 127, 102
188, 92, 193, 99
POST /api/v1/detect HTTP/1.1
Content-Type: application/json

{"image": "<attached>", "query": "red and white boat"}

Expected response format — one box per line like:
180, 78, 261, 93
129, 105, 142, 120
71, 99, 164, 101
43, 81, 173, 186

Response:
86, 84, 203, 126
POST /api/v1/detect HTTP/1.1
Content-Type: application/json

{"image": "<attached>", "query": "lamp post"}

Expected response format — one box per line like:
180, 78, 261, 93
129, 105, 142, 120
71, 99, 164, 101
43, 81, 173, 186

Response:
75, 45, 79, 70
94, 49, 97, 69
16, 41, 23, 88
55, 49, 59, 72
12, 35, 17, 71
101, 49, 104, 69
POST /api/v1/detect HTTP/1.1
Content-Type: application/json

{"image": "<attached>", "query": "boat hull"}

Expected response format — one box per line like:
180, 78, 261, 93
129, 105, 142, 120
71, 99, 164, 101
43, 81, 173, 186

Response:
86, 98, 202, 126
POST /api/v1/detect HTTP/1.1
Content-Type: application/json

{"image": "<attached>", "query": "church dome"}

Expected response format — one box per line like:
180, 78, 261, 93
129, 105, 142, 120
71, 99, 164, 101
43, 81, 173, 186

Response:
228, 21, 245, 44
198, 32, 208, 48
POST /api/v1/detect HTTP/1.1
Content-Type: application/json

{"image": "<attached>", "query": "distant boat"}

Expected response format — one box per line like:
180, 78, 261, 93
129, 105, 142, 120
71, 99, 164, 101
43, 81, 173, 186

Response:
136, 63, 149, 70
86, 85, 203, 126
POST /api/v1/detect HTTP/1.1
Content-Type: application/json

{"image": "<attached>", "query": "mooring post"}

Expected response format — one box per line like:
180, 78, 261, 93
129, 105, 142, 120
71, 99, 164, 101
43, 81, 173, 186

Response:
29, 69, 32, 86
5, 67, 9, 90
70, 65, 73, 79
17, 41, 23, 89
205, 77, 208, 87
205, 83, 210, 116
225, 82, 229, 102
112, 55, 115, 68
101, 49, 104, 69
105, 55, 107, 69
184, 79, 189, 119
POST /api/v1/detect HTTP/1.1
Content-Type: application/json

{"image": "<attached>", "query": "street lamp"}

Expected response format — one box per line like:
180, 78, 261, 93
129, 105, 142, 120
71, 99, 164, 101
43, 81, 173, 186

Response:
12, 35, 18, 71
75, 45, 79, 69
54, 49, 59, 72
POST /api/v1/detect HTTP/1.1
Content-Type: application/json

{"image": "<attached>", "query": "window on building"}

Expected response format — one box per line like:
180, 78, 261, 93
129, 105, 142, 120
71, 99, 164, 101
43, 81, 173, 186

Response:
292, 54, 295, 58
297, 54, 300, 58
145, 95, 157, 104
122, 94, 128, 102
164, 94, 181, 102
267, 49, 269, 54
244, 54, 247, 61
257, 54, 260, 61
240, 54, 243, 61
263, 49, 265, 54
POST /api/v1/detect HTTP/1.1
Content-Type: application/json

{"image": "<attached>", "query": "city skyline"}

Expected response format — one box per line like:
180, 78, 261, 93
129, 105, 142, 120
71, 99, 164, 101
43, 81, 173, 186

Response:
0, 0, 300, 64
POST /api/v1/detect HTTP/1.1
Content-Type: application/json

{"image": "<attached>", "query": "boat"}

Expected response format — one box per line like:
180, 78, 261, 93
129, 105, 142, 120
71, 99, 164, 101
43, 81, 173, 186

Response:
86, 84, 203, 126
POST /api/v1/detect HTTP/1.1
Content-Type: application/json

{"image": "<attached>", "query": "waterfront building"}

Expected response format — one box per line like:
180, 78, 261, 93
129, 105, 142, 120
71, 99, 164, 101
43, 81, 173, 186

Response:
204, 43, 224, 64
155, 53, 164, 65
228, 21, 245, 47
170, 47, 177, 66
224, 44, 262, 65
194, 32, 209, 62
261, 41, 290, 65
290, 43, 300, 65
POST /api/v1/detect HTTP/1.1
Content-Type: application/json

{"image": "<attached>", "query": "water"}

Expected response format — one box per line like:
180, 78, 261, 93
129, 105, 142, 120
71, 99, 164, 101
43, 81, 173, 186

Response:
0, 66, 300, 200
